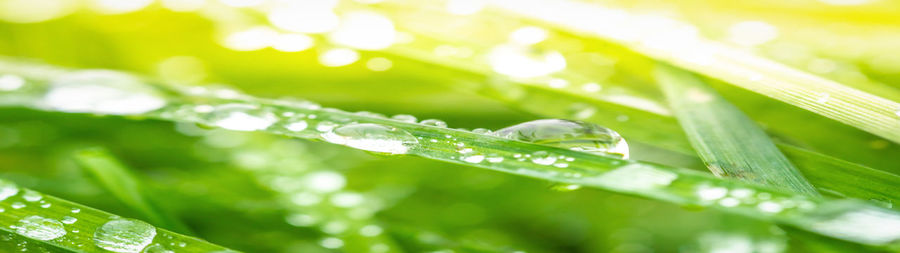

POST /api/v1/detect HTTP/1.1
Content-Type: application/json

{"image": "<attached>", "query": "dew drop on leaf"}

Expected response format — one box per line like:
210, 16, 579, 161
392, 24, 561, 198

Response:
205, 104, 277, 131
321, 123, 418, 154
494, 119, 629, 158
15, 215, 66, 241
93, 218, 157, 253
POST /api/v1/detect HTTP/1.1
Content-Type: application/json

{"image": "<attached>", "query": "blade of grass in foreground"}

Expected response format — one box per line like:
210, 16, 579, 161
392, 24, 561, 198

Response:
490, 0, 900, 144
0, 62, 899, 250
0, 179, 234, 252
73, 147, 194, 235
655, 64, 819, 197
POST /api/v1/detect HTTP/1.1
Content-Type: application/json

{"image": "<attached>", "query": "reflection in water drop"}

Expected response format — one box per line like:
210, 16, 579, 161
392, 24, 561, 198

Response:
494, 119, 629, 158
15, 215, 66, 241
321, 123, 418, 154
93, 218, 157, 253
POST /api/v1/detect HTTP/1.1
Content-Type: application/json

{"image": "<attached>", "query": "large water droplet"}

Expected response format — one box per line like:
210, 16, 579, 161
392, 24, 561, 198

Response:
494, 119, 629, 158
205, 104, 277, 131
93, 218, 157, 253
15, 216, 66, 241
321, 123, 418, 154
42, 70, 166, 115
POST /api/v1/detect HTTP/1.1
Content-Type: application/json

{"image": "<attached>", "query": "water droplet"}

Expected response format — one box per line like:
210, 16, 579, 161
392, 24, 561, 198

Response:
462, 154, 485, 163
471, 128, 492, 134
93, 218, 157, 253
0, 74, 25, 91
284, 119, 308, 132
315, 121, 338, 132
495, 119, 629, 158
529, 151, 557, 165
11, 202, 25, 209
71, 208, 81, 213
550, 184, 581, 191
206, 104, 277, 131
757, 201, 783, 213
359, 225, 383, 237
391, 114, 417, 123
42, 70, 166, 115
142, 243, 173, 253
696, 185, 728, 201
321, 123, 418, 154
15, 216, 65, 241
22, 190, 41, 202
39, 203, 50, 208
0, 180, 19, 201
419, 119, 448, 128
485, 154, 504, 163
61, 216, 77, 224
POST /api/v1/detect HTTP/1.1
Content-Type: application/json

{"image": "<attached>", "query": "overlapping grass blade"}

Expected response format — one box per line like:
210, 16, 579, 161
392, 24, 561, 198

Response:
488, 0, 900, 143
73, 147, 193, 234
0, 179, 234, 252
655, 64, 819, 196
1, 62, 899, 250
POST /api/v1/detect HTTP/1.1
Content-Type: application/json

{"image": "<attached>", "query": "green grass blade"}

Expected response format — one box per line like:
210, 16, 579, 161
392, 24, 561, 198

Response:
73, 147, 194, 235
0, 179, 234, 252
1, 62, 899, 250
490, 0, 900, 144
655, 64, 819, 196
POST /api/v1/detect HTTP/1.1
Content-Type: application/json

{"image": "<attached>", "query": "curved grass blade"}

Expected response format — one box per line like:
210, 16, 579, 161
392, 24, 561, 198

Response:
73, 147, 194, 235
0, 179, 235, 252
1, 63, 899, 250
488, 0, 900, 144
655, 64, 819, 196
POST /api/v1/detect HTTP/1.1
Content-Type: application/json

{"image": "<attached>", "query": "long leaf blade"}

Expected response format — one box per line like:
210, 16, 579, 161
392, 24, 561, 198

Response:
656, 64, 819, 196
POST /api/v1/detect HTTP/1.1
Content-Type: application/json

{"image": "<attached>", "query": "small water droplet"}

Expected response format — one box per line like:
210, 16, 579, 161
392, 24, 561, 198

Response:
42, 70, 166, 115
61, 216, 77, 224
495, 119, 629, 158
205, 104, 277, 131
39, 203, 50, 208
22, 190, 42, 202
15, 216, 65, 241
319, 237, 344, 249
419, 119, 448, 128
315, 121, 339, 132
11, 202, 25, 209
93, 218, 157, 253
462, 154, 485, 163
284, 119, 308, 132
321, 123, 418, 154
71, 208, 81, 213
529, 151, 557, 165
391, 114, 417, 123
485, 154, 504, 163
142, 243, 173, 253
